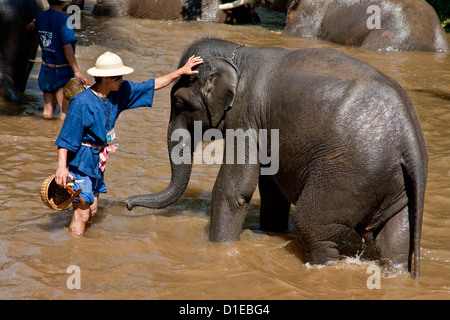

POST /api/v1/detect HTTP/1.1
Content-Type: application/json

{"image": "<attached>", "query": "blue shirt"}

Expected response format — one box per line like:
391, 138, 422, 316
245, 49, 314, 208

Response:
55, 79, 156, 178
35, 9, 77, 65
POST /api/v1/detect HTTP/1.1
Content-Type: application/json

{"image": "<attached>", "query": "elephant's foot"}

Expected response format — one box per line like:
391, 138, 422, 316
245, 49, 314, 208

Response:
0, 76, 21, 103
209, 205, 247, 242
303, 240, 341, 266
209, 228, 241, 242
373, 207, 411, 273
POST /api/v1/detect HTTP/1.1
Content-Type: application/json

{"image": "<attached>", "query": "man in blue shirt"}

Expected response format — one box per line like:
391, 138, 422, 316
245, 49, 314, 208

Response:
54, 51, 203, 236
34, 0, 87, 120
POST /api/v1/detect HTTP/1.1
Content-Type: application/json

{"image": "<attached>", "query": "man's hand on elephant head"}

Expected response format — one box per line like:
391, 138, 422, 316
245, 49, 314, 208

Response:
155, 56, 203, 90
181, 55, 204, 75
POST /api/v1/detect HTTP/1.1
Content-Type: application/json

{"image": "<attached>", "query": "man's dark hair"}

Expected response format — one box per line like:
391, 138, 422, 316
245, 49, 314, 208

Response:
47, 0, 65, 6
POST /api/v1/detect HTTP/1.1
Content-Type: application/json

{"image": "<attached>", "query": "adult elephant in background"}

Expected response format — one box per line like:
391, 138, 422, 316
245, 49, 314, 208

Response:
126, 38, 428, 278
282, 0, 448, 51
0, 0, 44, 103
93, 0, 259, 24
224, 0, 449, 51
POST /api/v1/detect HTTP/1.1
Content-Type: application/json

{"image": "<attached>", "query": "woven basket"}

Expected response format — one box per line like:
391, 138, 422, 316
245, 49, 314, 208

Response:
40, 174, 85, 210
63, 78, 87, 100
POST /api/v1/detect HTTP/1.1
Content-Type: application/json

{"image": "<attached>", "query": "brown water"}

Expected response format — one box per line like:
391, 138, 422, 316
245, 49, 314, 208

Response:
1, 3, 449, 300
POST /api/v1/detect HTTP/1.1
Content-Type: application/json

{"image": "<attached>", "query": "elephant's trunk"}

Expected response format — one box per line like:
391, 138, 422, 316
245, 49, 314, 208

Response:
125, 123, 193, 210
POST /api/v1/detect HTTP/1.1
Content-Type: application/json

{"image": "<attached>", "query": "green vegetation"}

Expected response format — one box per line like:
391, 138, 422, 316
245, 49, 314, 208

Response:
427, 0, 450, 31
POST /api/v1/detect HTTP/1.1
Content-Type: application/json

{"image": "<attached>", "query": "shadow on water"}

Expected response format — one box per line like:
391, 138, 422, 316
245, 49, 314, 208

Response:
0, 100, 29, 116
414, 85, 450, 100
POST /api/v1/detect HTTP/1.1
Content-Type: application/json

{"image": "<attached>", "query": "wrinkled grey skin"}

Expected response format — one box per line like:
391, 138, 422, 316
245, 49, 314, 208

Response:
93, 0, 259, 24
254, 0, 448, 52
126, 38, 428, 278
0, 0, 43, 102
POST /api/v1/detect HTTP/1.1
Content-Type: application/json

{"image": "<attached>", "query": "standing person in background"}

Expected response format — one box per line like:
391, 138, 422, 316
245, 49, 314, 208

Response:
28, 0, 87, 120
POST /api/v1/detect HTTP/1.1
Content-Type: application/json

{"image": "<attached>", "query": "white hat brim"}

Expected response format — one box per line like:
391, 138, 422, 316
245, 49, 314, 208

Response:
87, 66, 134, 77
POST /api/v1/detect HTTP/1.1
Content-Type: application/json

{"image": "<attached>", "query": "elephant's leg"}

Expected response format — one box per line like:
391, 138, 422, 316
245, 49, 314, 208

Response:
258, 175, 290, 232
209, 163, 260, 242
373, 206, 410, 270
291, 179, 357, 265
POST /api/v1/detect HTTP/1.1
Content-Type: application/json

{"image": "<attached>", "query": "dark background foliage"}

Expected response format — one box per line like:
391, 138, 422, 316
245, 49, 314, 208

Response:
427, 0, 450, 31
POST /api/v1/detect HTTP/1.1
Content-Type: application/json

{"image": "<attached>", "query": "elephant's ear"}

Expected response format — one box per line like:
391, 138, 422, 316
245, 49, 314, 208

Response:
202, 57, 239, 127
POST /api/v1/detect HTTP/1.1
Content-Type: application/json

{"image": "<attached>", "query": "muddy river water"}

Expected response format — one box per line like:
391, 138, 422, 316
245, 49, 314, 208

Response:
0, 2, 449, 300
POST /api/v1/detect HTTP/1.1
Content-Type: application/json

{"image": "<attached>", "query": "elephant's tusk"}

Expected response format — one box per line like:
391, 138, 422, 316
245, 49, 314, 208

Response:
219, 0, 253, 10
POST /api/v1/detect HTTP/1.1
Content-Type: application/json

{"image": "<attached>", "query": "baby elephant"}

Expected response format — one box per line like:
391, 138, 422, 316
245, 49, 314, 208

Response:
126, 38, 428, 278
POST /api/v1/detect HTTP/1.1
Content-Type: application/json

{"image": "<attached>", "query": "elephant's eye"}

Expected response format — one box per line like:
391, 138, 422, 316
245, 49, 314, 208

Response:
173, 87, 201, 113
189, 74, 198, 83
173, 96, 194, 112
174, 97, 185, 110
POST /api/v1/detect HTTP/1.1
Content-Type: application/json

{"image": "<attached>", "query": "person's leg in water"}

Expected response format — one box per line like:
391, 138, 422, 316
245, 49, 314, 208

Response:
70, 193, 99, 235
43, 91, 57, 119
43, 87, 69, 120
55, 87, 69, 121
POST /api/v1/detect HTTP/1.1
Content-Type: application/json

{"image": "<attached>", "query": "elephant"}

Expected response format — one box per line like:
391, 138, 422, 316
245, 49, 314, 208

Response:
0, 0, 44, 103
92, 0, 259, 24
126, 37, 428, 278
223, 0, 449, 52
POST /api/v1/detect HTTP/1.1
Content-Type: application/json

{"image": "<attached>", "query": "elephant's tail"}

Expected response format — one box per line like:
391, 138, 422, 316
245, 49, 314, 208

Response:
403, 132, 428, 279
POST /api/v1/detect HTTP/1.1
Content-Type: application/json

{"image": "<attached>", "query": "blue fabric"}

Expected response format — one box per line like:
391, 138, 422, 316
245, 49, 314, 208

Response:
55, 79, 156, 179
38, 65, 74, 93
70, 166, 107, 204
35, 9, 77, 65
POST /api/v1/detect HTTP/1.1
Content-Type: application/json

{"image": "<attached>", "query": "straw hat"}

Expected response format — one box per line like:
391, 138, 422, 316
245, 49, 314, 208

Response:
87, 52, 134, 77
